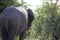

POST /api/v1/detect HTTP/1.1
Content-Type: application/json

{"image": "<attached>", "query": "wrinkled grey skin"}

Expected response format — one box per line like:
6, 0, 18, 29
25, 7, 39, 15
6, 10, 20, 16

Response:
0, 6, 34, 40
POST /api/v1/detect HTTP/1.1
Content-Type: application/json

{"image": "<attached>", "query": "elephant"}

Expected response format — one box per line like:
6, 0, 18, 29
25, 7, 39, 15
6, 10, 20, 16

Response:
0, 6, 34, 40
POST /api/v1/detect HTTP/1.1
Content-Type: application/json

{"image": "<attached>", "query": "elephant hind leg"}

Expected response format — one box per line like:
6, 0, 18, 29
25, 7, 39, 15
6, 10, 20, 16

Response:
1, 27, 8, 40
8, 34, 15, 40
19, 29, 26, 40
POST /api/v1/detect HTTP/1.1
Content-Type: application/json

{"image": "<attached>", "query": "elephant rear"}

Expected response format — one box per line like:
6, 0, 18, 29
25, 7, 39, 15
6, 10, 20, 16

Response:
1, 6, 28, 35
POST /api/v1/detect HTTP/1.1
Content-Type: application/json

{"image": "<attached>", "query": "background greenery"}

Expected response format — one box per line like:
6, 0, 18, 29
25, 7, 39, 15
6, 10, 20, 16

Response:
1, 0, 60, 40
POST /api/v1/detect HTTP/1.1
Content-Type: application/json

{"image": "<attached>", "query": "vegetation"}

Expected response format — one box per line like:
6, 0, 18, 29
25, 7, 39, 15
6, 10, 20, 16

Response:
25, 0, 60, 40
0, 0, 20, 14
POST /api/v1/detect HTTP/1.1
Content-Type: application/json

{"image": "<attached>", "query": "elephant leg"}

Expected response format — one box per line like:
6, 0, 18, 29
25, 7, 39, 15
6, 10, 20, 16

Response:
19, 29, 26, 40
8, 28, 15, 40
1, 27, 8, 40
8, 34, 15, 40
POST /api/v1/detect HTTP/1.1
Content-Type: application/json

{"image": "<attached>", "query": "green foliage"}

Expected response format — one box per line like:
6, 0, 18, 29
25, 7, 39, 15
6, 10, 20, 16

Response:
0, 0, 20, 14
25, 1, 60, 40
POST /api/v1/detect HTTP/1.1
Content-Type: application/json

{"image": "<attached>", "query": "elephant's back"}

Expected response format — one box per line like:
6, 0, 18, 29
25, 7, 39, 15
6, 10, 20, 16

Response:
1, 6, 28, 34
2, 6, 28, 20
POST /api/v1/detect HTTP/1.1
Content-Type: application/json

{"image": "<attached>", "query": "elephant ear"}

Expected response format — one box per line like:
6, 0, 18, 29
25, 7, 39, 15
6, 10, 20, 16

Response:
27, 9, 34, 28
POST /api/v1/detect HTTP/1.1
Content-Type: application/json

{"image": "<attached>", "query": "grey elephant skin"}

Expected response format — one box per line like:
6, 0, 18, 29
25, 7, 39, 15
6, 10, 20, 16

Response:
0, 6, 34, 40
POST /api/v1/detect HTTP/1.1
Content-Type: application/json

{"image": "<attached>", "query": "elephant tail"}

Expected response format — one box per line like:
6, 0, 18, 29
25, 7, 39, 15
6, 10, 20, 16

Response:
5, 19, 13, 34
5, 20, 9, 34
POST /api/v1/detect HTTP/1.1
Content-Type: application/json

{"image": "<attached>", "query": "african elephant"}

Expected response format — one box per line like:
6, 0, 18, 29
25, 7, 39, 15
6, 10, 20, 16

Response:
0, 6, 34, 40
